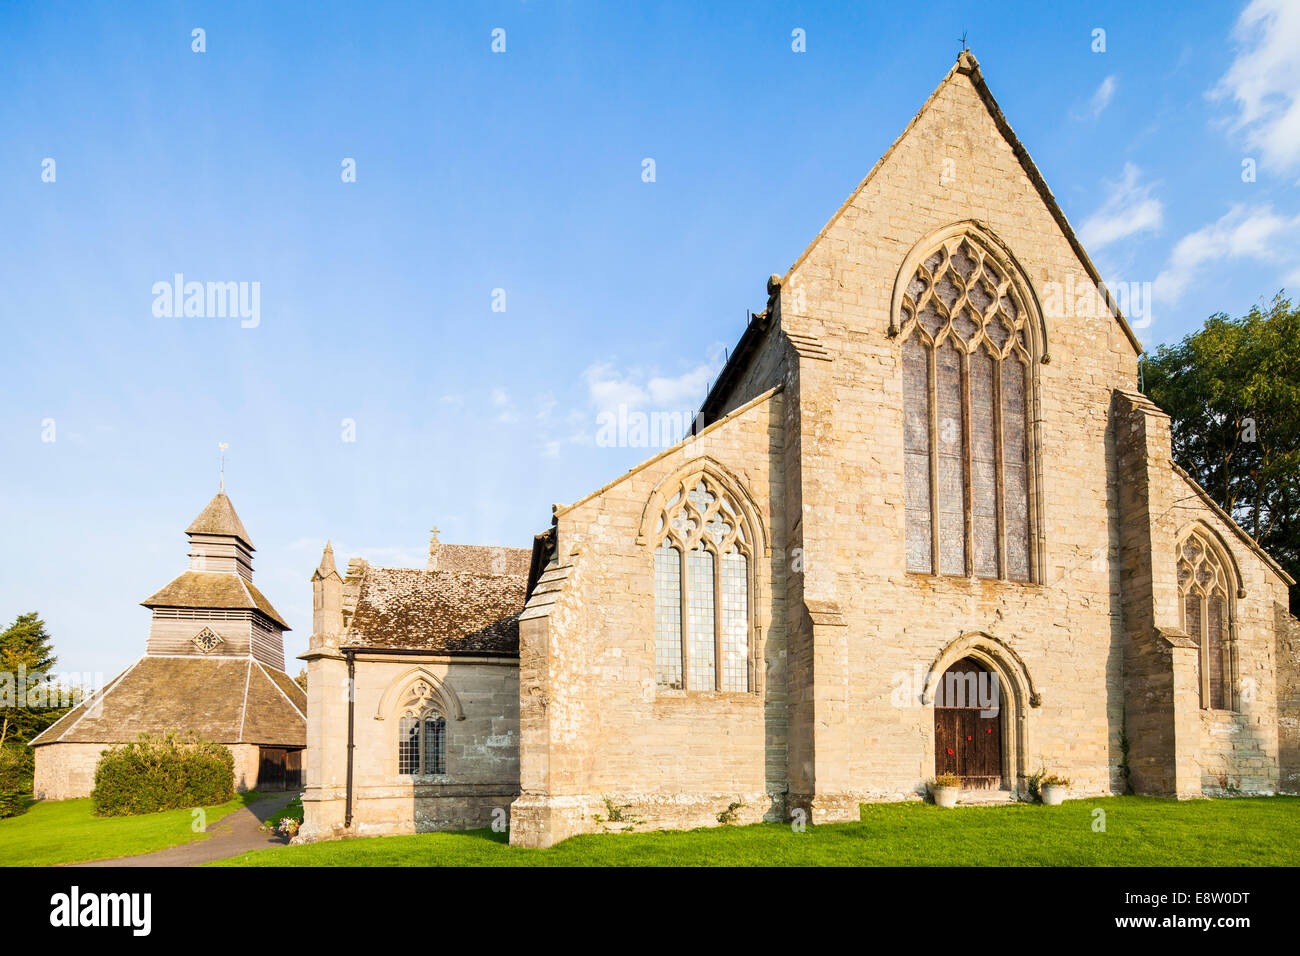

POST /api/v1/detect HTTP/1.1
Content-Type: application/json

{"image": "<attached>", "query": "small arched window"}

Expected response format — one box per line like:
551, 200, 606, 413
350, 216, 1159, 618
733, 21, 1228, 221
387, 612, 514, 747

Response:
898, 231, 1036, 581
651, 475, 752, 692
1177, 531, 1235, 711
396, 679, 448, 775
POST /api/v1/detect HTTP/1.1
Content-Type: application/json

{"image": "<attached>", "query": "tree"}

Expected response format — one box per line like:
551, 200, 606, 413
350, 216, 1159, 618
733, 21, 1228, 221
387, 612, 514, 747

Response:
0, 612, 77, 815
1144, 292, 1300, 613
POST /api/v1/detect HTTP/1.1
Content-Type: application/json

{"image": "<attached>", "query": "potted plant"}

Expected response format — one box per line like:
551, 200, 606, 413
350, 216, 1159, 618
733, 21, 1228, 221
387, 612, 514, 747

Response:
930, 772, 961, 808
1040, 774, 1070, 806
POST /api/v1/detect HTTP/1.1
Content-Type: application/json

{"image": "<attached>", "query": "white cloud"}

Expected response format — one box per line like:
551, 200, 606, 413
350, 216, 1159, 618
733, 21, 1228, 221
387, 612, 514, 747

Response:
581, 362, 649, 412
1154, 204, 1300, 303
1210, 0, 1300, 172
1078, 163, 1164, 250
1089, 75, 1117, 118
490, 387, 518, 423
534, 392, 557, 424
581, 343, 726, 415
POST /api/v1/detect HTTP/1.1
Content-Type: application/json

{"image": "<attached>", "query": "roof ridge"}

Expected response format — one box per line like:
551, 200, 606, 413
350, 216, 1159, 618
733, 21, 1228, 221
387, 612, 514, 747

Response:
237, 659, 252, 742
253, 660, 307, 721
29, 658, 143, 745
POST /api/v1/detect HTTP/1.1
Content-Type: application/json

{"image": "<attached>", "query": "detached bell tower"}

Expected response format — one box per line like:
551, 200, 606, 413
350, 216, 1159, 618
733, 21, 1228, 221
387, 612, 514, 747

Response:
141, 487, 291, 670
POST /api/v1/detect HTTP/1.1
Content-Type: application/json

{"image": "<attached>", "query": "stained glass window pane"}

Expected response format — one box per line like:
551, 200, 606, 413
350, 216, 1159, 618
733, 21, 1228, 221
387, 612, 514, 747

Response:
936, 340, 966, 576
424, 715, 446, 774
398, 716, 419, 775
687, 548, 716, 691
1207, 591, 1226, 710
720, 553, 748, 692
1183, 592, 1202, 646
654, 546, 683, 689
903, 337, 933, 573
970, 349, 998, 577
1001, 355, 1030, 581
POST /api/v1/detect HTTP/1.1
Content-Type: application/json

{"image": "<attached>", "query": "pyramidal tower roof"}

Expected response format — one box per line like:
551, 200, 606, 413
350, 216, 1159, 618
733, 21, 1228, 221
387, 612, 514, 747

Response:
186, 492, 254, 549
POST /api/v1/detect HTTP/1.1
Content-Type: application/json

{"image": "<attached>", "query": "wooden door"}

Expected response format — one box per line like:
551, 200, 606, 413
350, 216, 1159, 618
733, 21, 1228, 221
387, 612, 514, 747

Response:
258, 747, 286, 790
284, 749, 302, 790
934, 658, 1002, 788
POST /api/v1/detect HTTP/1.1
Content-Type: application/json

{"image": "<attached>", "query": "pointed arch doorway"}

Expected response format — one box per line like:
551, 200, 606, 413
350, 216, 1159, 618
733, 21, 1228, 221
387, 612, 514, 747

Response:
933, 657, 1003, 789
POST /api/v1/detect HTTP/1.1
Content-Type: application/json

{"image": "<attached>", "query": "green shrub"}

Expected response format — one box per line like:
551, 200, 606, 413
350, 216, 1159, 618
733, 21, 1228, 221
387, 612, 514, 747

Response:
92, 732, 234, 816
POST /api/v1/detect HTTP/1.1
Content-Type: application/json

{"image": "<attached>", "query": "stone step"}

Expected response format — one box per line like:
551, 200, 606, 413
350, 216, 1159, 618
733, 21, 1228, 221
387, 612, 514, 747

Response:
955, 789, 1018, 806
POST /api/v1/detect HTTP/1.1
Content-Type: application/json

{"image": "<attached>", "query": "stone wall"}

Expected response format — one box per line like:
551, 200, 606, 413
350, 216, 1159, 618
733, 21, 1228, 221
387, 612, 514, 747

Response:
300, 650, 519, 841
1167, 474, 1286, 795
1277, 606, 1300, 793
505, 56, 1300, 848
33, 740, 263, 799
762, 59, 1141, 810
510, 389, 787, 846
32, 743, 106, 800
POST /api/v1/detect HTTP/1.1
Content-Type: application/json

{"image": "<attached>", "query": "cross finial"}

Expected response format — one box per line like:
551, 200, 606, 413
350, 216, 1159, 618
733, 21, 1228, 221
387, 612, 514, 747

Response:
218, 442, 229, 492
959, 30, 968, 52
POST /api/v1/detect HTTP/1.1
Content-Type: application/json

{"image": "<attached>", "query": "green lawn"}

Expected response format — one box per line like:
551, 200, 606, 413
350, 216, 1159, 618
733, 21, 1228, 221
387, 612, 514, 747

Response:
212, 795, 1300, 867
0, 792, 261, 867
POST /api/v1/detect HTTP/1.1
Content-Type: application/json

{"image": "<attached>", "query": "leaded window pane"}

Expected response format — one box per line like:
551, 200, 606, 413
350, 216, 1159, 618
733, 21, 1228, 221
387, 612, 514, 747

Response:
424, 715, 446, 774
687, 548, 716, 691
903, 337, 933, 573
1002, 355, 1030, 581
970, 348, 998, 577
1184, 592, 1202, 648
936, 339, 966, 576
654, 545, 683, 689
398, 716, 419, 775
1207, 590, 1226, 710
720, 553, 748, 692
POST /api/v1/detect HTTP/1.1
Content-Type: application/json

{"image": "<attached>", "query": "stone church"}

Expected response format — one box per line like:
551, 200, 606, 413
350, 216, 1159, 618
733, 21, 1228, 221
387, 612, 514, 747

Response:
32, 491, 306, 798
299, 52, 1300, 847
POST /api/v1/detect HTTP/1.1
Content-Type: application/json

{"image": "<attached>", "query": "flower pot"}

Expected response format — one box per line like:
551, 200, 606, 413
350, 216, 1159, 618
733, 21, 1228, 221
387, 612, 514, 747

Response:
933, 785, 960, 808
1041, 783, 1066, 806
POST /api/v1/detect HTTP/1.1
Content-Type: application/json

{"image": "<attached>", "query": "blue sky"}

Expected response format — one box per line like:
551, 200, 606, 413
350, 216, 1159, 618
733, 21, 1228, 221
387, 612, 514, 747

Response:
3, 1, 1298, 680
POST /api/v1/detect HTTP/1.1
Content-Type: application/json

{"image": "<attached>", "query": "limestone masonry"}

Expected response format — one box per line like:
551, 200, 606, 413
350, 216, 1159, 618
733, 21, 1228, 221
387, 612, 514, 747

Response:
291, 52, 1299, 846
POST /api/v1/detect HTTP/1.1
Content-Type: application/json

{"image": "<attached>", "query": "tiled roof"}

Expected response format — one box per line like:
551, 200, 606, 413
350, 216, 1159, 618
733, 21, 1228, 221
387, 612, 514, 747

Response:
434, 543, 532, 576
343, 563, 527, 655
30, 656, 305, 747
141, 571, 290, 630
186, 492, 254, 548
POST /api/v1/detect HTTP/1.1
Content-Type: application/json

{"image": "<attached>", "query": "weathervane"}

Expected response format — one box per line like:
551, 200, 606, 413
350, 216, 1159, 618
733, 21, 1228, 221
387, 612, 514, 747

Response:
959, 30, 968, 53
219, 442, 229, 492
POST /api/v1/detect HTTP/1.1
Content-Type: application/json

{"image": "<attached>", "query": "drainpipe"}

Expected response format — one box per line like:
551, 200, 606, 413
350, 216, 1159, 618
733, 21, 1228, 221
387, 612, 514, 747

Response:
344, 648, 355, 829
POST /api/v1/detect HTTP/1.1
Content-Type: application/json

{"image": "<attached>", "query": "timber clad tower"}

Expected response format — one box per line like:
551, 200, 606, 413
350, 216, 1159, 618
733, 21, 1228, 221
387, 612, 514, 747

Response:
32, 490, 307, 798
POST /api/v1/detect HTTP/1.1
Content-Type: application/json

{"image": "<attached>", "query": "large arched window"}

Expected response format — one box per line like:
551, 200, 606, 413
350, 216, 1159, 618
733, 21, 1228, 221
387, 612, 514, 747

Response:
651, 474, 752, 692
1177, 531, 1235, 711
396, 678, 448, 775
897, 230, 1036, 581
